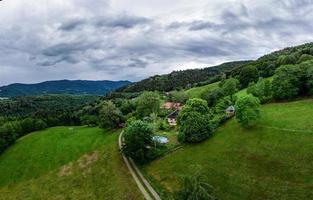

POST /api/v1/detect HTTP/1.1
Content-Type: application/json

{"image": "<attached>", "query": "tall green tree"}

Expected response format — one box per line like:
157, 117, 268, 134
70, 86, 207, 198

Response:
247, 78, 272, 103
299, 60, 313, 95
235, 95, 261, 128
169, 90, 188, 103
136, 91, 161, 118
178, 98, 212, 143
237, 65, 259, 88
99, 101, 123, 129
272, 65, 302, 100
122, 120, 154, 163
221, 78, 240, 101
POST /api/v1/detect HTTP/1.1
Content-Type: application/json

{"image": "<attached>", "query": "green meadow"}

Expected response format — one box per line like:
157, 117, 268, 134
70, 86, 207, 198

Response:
186, 81, 220, 98
143, 99, 313, 199
0, 126, 143, 200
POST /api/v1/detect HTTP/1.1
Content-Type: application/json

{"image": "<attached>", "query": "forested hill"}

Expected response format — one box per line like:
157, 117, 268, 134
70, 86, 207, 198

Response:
0, 80, 131, 97
117, 61, 252, 92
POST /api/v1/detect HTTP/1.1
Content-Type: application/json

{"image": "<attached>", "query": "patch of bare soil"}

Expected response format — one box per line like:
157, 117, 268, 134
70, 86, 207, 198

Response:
58, 151, 99, 177
58, 162, 73, 177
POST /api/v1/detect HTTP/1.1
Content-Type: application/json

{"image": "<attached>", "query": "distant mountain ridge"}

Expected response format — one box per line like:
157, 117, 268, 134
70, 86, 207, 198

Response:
0, 80, 131, 97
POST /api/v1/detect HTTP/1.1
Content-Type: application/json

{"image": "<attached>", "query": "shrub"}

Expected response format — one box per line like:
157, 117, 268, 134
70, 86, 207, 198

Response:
175, 170, 215, 200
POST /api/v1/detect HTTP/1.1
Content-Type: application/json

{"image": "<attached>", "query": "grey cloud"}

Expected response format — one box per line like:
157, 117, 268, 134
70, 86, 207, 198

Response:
95, 15, 150, 29
59, 19, 86, 31
1, 0, 313, 86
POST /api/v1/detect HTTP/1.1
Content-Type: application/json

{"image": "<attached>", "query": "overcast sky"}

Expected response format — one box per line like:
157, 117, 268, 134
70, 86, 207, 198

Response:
0, 0, 313, 86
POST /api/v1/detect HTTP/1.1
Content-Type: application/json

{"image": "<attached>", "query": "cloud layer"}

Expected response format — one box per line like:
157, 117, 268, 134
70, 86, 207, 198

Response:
0, 0, 313, 85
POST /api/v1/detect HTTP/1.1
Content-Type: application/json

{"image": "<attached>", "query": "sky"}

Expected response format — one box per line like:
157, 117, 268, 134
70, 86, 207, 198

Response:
0, 0, 313, 86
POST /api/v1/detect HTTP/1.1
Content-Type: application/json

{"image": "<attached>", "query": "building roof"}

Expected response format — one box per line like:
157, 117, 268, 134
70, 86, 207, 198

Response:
162, 102, 182, 110
167, 110, 179, 119
226, 105, 235, 112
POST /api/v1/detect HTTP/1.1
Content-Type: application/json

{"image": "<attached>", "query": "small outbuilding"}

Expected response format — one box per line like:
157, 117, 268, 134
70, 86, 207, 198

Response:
225, 105, 235, 117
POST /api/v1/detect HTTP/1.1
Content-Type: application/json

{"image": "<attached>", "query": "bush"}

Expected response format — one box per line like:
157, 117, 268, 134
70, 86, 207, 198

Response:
235, 95, 261, 128
122, 120, 154, 164
175, 170, 215, 200
81, 115, 99, 127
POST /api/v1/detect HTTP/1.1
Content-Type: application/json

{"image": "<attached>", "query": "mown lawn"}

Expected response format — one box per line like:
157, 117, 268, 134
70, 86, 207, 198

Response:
186, 81, 220, 98
0, 126, 143, 200
143, 99, 313, 200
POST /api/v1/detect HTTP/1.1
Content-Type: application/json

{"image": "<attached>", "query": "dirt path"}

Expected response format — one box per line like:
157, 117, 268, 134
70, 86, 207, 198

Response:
118, 131, 161, 200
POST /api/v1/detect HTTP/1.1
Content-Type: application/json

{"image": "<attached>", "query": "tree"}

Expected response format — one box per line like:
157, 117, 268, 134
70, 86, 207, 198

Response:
175, 170, 215, 200
235, 95, 261, 127
99, 101, 123, 129
221, 78, 240, 101
136, 92, 160, 118
201, 88, 224, 107
299, 60, 313, 95
247, 78, 272, 103
81, 115, 98, 127
272, 65, 302, 100
178, 98, 212, 143
298, 54, 313, 63
237, 65, 259, 88
169, 90, 188, 103
122, 120, 154, 163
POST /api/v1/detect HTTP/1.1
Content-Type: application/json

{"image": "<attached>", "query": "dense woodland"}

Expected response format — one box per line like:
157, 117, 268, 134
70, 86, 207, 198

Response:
116, 61, 251, 93
0, 95, 99, 153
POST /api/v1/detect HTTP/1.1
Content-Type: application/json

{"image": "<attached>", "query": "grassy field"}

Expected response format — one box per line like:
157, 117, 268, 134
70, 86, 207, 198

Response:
0, 126, 143, 200
143, 99, 313, 199
186, 81, 220, 98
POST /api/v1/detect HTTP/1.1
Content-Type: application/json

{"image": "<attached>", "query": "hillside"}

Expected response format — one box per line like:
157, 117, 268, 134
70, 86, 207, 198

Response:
0, 80, 131, 97
143, 99, 313, 199
117, 61, 251, 93
186, 81, 220, 98
0, 127, 143, 200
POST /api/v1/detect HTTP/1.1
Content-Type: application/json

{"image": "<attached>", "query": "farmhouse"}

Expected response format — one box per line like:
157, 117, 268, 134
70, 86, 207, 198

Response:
167, 110, 179, 126
161, 102, 183, 126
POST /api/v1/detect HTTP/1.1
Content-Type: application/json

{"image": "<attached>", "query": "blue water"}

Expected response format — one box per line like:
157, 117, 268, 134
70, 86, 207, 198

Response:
152, 136, 169, 144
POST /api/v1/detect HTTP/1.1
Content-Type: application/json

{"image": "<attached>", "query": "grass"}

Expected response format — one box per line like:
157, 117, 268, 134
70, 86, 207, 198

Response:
143, 99, 313, 200
0, 126, 143, 200
186, 81, 220, 98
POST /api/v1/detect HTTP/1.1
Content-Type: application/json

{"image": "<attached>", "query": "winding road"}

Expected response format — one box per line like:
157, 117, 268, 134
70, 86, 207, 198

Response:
118, 131, 161, 200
